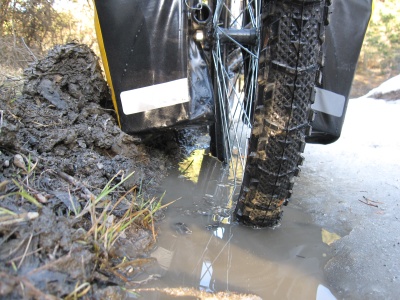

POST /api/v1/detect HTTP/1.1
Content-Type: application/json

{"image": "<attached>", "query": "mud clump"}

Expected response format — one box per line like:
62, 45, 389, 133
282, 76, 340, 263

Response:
1, 42, 170, 195
3, 43, 165, 190
0, 43, 175, 298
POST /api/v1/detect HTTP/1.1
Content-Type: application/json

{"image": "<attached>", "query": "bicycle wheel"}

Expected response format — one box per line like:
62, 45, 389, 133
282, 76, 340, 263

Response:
209, 0, 261, 183
209, 0, 328, 227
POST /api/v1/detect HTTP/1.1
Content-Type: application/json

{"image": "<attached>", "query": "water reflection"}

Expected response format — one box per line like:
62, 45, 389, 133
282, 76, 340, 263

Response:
139, 151, 336, 299
199, 260, 213, 292
193, 150, 241, 218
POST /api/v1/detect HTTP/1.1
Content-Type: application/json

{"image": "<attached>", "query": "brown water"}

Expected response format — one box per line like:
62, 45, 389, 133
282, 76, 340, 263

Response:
138, 150, 337, 299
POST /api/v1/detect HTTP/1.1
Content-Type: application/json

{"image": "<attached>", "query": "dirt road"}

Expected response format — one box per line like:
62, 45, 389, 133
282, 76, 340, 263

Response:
296, 96, 400, 299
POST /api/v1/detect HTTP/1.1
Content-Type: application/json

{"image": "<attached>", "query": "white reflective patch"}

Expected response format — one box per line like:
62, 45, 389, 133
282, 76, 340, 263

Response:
120, 78, 189, 115
312, 87, 346, 117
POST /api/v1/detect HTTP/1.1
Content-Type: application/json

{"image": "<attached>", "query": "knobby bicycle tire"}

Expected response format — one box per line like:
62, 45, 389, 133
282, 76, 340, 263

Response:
234, 0, 329, 227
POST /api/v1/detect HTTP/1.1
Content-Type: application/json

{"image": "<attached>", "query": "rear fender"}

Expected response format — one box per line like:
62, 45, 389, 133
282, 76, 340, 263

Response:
308, 0, 373, 144
94, 0, 213, 133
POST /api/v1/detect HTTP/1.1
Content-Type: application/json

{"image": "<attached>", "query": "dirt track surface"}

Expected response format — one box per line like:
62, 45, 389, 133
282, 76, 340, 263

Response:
296, 96, 400, 299
0, 43, 174, 298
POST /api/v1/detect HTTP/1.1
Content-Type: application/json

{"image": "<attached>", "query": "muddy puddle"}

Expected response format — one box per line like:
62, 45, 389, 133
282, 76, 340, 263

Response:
136, 149, 337, 299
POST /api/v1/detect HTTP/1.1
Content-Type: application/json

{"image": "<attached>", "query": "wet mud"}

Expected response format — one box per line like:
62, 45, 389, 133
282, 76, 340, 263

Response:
1, 43, 170, 194
0, 43, 179, 298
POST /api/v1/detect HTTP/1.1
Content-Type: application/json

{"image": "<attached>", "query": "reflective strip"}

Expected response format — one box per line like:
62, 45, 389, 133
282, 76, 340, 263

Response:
120, 78, 189, 115
312, 87, 346, 117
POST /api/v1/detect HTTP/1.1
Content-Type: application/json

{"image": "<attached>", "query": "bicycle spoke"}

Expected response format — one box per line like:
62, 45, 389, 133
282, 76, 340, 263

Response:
212, 0, 261, 198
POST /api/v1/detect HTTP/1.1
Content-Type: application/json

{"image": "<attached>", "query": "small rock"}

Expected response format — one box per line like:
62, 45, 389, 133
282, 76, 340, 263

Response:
173, 222, 192, 235
77, 139, 86, 148
64, 130, 77, 145
28, 136, 38, 146
13, 154, 26, 171
34, 193, 48, 204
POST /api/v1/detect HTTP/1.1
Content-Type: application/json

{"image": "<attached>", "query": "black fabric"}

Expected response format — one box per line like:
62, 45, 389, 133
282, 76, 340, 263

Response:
308, 0, 372, 144
95, 0, 213, 133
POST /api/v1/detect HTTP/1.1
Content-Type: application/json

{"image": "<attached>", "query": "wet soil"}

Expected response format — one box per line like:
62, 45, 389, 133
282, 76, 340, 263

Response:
0, 43, 184, 299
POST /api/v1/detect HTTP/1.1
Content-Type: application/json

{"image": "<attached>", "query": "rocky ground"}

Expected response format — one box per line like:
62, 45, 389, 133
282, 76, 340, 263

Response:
0, 43, 187, 299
